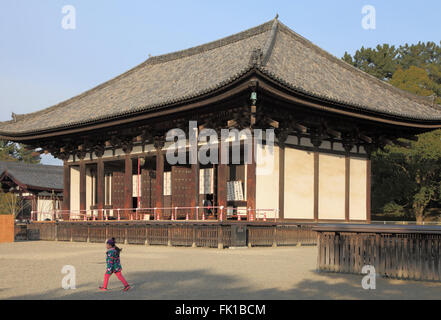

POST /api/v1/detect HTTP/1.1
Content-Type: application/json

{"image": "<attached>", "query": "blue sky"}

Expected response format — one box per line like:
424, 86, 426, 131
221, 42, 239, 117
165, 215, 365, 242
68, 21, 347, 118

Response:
1, 0, 440, 165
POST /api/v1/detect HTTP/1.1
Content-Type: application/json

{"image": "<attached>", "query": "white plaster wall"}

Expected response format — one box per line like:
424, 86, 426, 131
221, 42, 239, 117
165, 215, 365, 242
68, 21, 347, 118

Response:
285, 135, 298, 145
299, 137, 314, 148
115, 149, 125, 157
256, 144, 279, 218
103, 149, 113, 158
350, 158, 367, 221
144, 144, 155, 153
320, 141, 332, 150
70, 167, 80, 215
318, 154, 345, 220
132, 145, 143, 154
333, 142, 345, 152
284, 148, 314, 219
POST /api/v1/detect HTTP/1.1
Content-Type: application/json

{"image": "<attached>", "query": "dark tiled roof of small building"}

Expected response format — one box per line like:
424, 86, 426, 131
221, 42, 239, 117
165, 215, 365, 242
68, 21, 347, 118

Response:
1, 19, 440, 136
0, 161, 64, 191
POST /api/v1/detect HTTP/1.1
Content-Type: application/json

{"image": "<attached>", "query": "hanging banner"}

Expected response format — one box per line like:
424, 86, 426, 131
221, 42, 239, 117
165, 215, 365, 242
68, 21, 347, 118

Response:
132, 174, 142, 197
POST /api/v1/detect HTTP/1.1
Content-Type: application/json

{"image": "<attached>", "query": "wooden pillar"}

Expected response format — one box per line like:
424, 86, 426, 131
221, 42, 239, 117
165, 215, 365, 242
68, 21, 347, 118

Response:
246, 136, 256, 217
278, 136, 286, 220
63, 161, 70, 212
366, 158, 372, 223
31, 195, 37, 214
79, 161, 86, 213
124, 154, 133, 210
154, 138, 164, 217
191, 163, 199, 219
313, 151, 319, 222
97, 158, 105, 220
217, 141, 227, 220
345, 155, 350, 223
312, 131, 322, 223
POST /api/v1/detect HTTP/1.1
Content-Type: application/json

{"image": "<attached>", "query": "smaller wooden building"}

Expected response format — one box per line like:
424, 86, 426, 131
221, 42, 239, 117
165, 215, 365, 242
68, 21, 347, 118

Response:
0, 161, 64, 221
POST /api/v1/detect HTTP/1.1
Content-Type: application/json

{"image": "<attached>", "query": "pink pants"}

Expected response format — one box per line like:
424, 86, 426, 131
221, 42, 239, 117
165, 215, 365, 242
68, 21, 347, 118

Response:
103, 271, 129, 288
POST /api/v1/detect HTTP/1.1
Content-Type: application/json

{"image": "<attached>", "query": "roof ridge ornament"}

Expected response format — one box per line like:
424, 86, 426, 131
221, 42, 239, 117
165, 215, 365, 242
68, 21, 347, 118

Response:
11, 112, 24, 123
249, 48, 263, 67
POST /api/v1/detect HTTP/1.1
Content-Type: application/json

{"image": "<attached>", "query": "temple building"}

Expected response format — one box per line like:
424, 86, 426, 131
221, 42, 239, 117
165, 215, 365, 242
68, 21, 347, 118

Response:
0, 161, 63, 220
1, 18, 441, 222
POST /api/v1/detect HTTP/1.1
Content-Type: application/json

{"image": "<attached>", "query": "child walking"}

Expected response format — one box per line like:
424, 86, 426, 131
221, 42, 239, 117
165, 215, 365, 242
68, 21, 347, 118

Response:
99, 238, 131, 291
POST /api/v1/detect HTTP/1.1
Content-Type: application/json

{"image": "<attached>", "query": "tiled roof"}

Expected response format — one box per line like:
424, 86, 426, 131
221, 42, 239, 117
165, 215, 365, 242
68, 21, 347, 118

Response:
1, 18, 440, 136
0, 161, 63, 191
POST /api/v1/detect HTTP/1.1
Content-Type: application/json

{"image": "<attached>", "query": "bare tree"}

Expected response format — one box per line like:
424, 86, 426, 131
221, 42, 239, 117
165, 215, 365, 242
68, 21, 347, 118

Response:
0, 191, 31, 219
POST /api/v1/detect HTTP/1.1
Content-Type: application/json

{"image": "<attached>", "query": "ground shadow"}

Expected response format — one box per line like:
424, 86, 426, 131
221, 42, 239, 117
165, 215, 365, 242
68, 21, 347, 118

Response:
6, 268, 441, 300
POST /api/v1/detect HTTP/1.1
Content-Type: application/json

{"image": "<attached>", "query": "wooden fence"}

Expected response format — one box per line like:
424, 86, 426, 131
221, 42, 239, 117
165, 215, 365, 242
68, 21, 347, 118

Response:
22, 221, 316, 248
315, 224, 441, 282
248, 225, 317, 247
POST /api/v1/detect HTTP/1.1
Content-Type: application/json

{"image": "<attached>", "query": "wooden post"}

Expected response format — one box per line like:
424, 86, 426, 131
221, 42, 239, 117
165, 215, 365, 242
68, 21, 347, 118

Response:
145, 224, 150, 246
246, 135, 256, 218
191, 163, 199, 220
218, 225, 224, 249
63, 161, 70, 212
124, 155, 133, 212
345, 155, 350, 223
217, 141, 227, 220
311, 132, 322, 223
272, 226, 278, 248
278, 143, 285, 220
97, 158, 105, 220
192, 224, 197, 248
31, 195, 37, 214
366, 158, 372, 223
80, 161, 86, 214
154, 138, 165, 218
313, 152, 319, 222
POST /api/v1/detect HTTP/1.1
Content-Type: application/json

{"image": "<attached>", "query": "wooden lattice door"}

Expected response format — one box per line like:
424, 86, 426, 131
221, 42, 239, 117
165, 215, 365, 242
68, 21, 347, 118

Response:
141, 169, 156, 209
111, 171, 125, 210
172, 166, 193, 218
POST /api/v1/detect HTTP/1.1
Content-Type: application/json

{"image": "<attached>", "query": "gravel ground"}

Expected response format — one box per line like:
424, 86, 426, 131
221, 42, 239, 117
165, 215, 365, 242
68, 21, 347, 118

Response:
1, 241, 441, 300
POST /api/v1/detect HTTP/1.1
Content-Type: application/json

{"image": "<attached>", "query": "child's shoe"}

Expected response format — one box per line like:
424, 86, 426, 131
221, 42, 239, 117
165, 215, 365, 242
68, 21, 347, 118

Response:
99, 286, 108, 291
123, 285, 131, 292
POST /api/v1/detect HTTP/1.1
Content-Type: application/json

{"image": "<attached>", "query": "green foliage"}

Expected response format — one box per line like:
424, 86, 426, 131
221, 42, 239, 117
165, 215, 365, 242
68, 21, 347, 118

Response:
0, 141, 40, 163
344, 41, 441, 102
373, 131, 441, 221
383, 202, 406, 217
390, 66, 439, 101
343, 44, 399, 80
344, 42, 441, 222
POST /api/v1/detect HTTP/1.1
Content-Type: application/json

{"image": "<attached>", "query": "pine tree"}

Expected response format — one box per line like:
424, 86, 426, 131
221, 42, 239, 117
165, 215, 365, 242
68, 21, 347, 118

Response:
0, 141, 40, 163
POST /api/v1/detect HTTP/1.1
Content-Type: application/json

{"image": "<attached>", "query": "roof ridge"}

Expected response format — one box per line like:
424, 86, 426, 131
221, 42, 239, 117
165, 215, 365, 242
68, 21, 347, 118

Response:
146, 20, 274, 66
0, 161, 62, 169
276, 22, 441, 110
7, 20, 275, 127
261, 18, 279, 66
